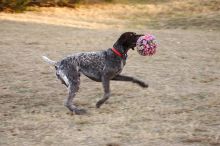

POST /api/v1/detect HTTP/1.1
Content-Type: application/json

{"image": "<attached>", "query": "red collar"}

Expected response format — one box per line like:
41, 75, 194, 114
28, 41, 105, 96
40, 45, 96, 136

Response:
111, 47, 123, 58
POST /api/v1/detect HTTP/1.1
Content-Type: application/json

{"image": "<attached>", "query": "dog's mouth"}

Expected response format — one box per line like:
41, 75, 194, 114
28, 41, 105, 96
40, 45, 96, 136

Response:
131, 34, 144, 50
131, 43, 136, 50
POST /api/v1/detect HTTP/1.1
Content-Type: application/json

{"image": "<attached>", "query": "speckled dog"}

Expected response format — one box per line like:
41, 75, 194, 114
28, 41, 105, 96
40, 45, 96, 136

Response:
42, 32, 148, 115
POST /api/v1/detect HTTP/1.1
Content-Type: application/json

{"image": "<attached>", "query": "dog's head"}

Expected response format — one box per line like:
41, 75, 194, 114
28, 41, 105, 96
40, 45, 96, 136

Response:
115, 32, 143, 51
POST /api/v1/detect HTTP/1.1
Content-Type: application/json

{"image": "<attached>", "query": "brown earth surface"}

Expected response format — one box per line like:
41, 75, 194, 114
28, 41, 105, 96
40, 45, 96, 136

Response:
0, 3, 220, 146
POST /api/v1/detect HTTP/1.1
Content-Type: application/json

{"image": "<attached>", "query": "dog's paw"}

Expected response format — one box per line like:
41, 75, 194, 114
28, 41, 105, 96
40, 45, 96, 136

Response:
143, 83, 149, 88
96, 101, 104, 108
74, 108, 87, 115
139, 82, 149, 88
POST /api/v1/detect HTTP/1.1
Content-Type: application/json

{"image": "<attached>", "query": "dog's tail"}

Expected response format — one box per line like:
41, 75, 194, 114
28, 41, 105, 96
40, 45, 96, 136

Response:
42, 56, 56, 66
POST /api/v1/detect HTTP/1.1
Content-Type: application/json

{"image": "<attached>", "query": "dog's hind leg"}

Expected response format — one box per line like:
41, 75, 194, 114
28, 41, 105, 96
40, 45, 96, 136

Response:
64, 77, 86, 115
96, 76, 110, 108
112, 74, 148, 88
56, 72, 68, 87
57, 64, 86, 115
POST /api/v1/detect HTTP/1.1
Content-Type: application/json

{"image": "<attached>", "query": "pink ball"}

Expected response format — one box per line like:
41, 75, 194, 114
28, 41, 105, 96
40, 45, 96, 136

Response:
136, 34, 157, 56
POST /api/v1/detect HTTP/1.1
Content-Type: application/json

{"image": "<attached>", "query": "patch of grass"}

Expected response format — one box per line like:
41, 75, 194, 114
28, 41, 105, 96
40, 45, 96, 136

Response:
1, 0, 220, 30
118, 0, 220, 30
74, 117, 90, 125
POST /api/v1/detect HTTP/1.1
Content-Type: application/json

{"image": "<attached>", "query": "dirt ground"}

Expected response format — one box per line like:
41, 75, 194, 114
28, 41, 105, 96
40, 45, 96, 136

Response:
0, 5, 220, 146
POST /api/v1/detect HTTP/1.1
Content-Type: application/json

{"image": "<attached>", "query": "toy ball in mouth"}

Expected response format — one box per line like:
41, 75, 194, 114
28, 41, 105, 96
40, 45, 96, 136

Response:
136, 34, 157, 56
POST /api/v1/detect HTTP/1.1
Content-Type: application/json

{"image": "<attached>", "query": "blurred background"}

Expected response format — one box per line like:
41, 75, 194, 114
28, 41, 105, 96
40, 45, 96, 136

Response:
0, 0, 220, 30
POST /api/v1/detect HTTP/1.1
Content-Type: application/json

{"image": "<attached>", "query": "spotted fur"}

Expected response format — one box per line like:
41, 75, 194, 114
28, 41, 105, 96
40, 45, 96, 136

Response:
42, 32, 148, 115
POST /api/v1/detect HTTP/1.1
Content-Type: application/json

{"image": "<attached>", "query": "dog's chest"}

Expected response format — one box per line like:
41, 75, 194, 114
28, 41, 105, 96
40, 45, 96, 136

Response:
120, 60, 125, 69
116, 59, 126, 74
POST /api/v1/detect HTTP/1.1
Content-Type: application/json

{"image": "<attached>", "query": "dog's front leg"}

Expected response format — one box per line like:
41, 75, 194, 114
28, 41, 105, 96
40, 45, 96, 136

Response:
112, 74, 148, 88
96, 76, 110, 108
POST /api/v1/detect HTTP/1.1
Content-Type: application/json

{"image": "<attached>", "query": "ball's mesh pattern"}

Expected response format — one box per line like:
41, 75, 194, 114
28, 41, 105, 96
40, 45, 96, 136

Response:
136, 34, 157, 56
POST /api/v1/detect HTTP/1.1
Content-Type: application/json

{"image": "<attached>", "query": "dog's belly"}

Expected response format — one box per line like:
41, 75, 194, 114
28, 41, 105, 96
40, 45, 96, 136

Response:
79, 64, 103, 82
84, 74, 102, 82
80, 69, 102, 82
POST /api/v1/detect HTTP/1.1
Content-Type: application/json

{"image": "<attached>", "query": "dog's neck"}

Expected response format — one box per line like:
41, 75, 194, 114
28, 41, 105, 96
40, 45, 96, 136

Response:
113, 42, 129, 59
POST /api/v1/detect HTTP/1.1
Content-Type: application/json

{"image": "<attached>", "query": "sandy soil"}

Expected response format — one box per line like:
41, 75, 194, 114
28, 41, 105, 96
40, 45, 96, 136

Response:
0, 6, 220, 146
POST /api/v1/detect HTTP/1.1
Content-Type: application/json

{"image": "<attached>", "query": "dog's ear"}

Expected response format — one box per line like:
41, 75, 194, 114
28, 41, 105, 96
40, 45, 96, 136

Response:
117, 32, 131, 45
